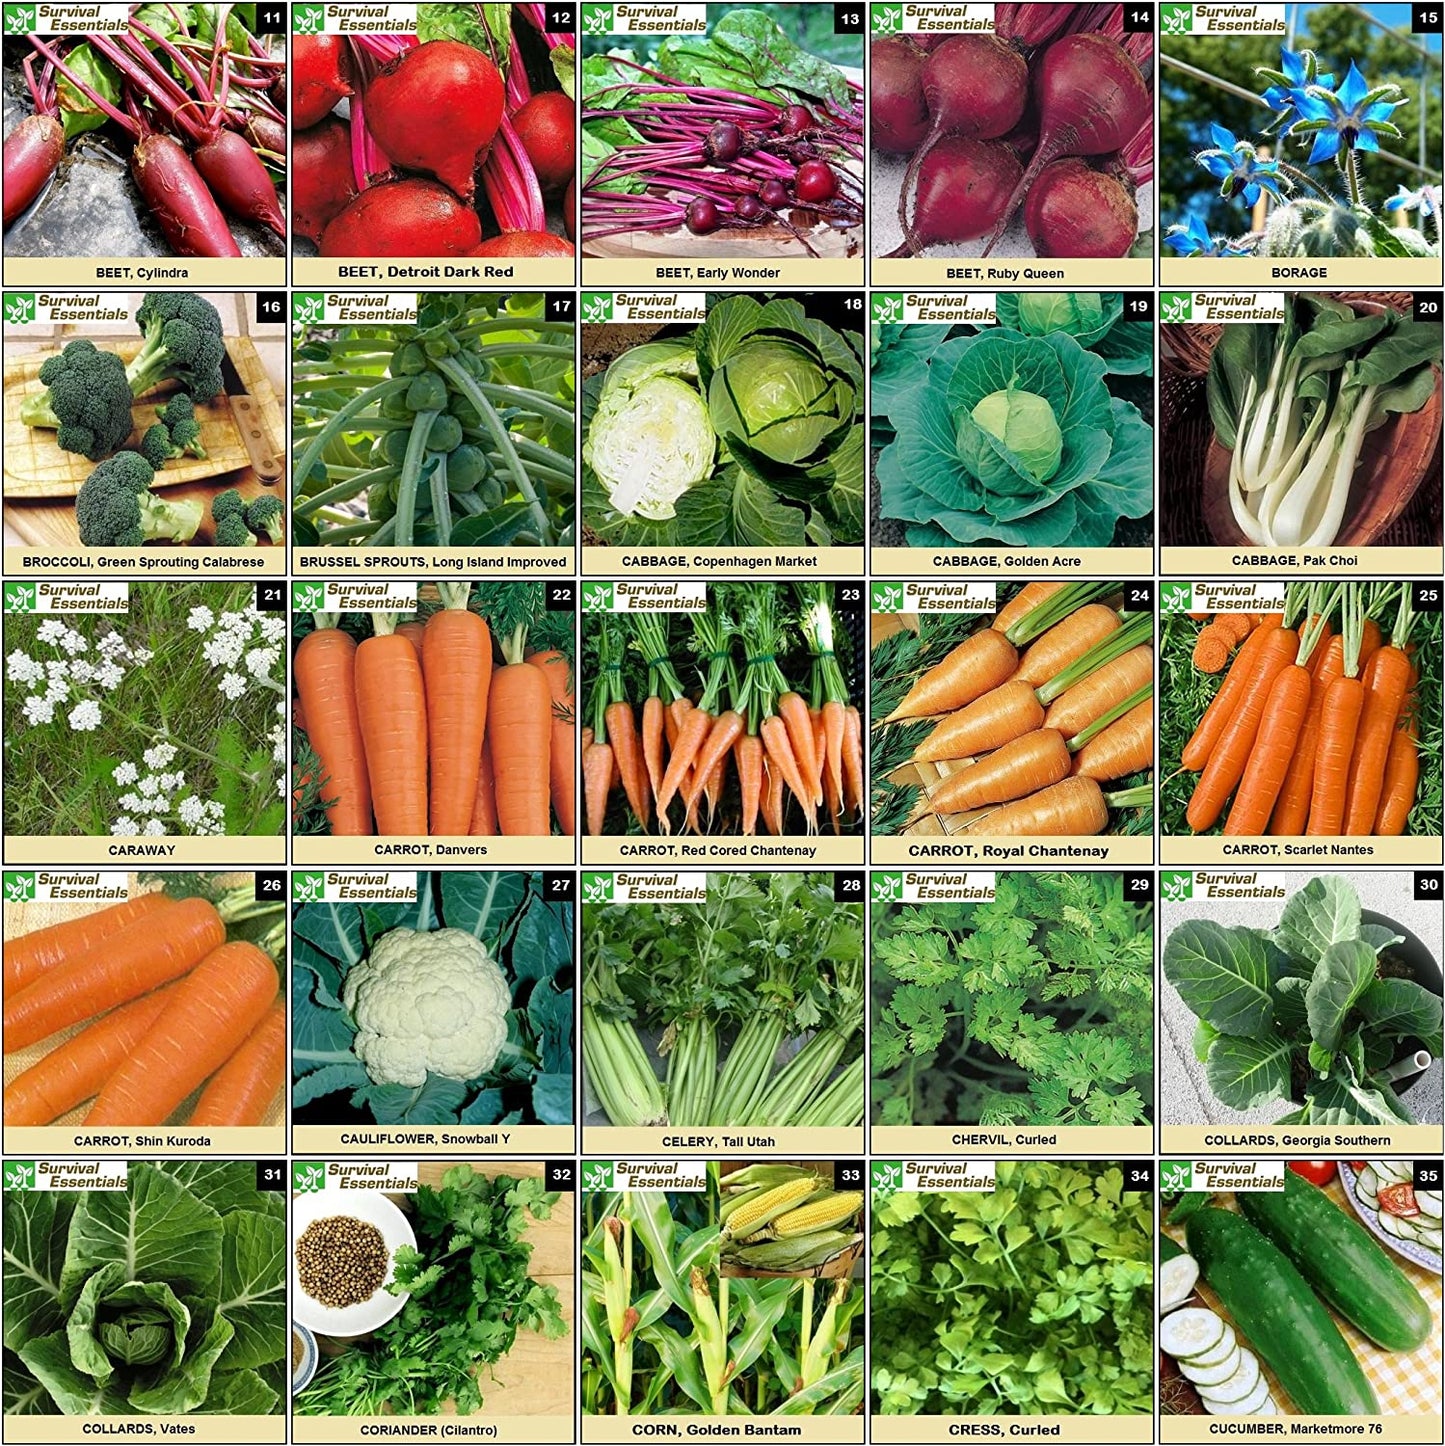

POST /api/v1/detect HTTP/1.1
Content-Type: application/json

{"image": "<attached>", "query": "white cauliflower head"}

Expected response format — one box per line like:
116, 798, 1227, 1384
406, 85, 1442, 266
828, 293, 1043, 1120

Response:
342, 926, 512, 1088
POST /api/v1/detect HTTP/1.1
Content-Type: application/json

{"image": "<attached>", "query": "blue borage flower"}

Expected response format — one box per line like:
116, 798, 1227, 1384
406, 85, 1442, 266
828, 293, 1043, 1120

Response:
1384, 183, 1440, 218
1255, 47, 1334, 132
1287, 60, 1408, 165
1163, 212, 1252, 257
1196, 123, 1287, 206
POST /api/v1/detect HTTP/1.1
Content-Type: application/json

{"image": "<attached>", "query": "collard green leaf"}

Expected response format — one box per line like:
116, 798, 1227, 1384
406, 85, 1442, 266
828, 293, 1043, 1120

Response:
1305, 938, 1377, 1051
292, 900, 364, 971
1356, 977, 1443, 1056
1276, 876, 1361, 965
1304, 1064, 1412, 1125
1359, 922, 1405, 953
2, 1192, 73, 1351
216, 1211, 285, 1370
532, 1072, 572, 1125
153, 1163, 283, 1220
1162, 920, 1277, 1036
1206, 1032, 1293, 1108
440, 871, 527, 947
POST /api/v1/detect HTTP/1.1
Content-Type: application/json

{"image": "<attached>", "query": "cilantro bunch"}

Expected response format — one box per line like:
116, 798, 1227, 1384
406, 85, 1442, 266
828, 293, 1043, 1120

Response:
872, 1162, 1153, 1416
871, 873, 1153, 1128
294, 1168, 566, 1415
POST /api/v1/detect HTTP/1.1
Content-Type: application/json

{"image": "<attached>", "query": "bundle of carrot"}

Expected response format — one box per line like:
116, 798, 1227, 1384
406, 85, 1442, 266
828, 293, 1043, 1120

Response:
871, 581, 1154, 837
2, 877, 285, 1129
1168, 581, 1437, 838
292, 582, 574, 839
581, 584, 862, 838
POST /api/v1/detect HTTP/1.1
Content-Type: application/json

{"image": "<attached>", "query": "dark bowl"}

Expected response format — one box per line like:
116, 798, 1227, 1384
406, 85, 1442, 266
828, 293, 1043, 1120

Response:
1364, 908, 1442, 1092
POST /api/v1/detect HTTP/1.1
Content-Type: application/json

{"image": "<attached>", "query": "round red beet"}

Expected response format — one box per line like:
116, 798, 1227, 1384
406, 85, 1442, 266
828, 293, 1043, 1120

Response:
291, 35, 353, 129
467, 231, 574, 257
320, 179, 482, 257
512, 92, 575, 192
293, 118, 358, 245
1023, 157, 1138, 258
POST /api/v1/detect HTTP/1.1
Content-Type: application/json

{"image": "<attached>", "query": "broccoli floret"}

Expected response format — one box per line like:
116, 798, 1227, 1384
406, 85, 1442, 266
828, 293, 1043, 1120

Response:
159, 393, 206, 458
127, 293, 226, 402
211, 488, 246, 524
245, 494, 284, 544
18, 340, 136, 461
139, 422, 177, 469
75, 452, 203, 547
215, 513, 257, 547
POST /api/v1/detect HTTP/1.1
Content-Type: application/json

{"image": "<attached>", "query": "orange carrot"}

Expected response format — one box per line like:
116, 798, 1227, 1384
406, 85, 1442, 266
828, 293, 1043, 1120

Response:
915, 680, 1043, 764
423, 589, 492, 836
1180, 615, 1284, 771
1268, 634, 1346, 836
657, 705, 712, 826
821, 698, 846, 823
355, 620, 428, 836
1342, 644, 1414, 835
778, 691, 822, 806
841, 705, 864, 816
822, 746, 843, 834
1373, 723, 1419, 836
189, 1000, 286, 1126
884, 628, 1017, 721
1042, 646, 1154, 738
1307, 618, 1333, 676
1308, 679, 1366, 835
295, 621, 374, 835
1358, 617, 1383, 672
2, 986, 177, 1126
607, 700, 651, 828
962, 777, 1109, 836
642, 694, 666, 806
1187, 627, 1300, 832
469, 738, 499, 835
86, 942, 278, 1126
760, 754, 784, 836
735, 733, 764, 837
685, 710, 744, 814
991, 581, 1066, 634
1013, 604, 1120, 687
527, 648, 576, 837
1192, 625, 1230, 674
4, 896, 225, 1053
811, 709, 831, 829
4, 892, 172, 996
583, 739, 613, 838
490, 649, 553, 837
928, 729, 1071, 814
395, 618, 426, 658
702, 752, 724, 821
1223, 664, 1312, 835
760, 714, 814, 827
1071, 701, 1153, 782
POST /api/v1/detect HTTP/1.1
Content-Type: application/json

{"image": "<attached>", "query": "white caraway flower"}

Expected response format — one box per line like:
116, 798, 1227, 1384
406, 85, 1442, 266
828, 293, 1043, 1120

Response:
95, 662, 125, 690
22, 695, 56, 725
37, 620, 67, 644
68, 659, 95, 682
178, 796, 206, 827
7, 652, 44, 685
219, 671, 247, 699
142, 818, 167, 836
60, 629, 88, 655
188, 606, 215, 632
119, 793, 144, 812
111, 815, 139, 835
143, 743, 177, 769
113, 761, 139, 785
133, 648, 154, 662
138, 774, 162, 797
68, 700, 102, 731
245, 646, 279, 680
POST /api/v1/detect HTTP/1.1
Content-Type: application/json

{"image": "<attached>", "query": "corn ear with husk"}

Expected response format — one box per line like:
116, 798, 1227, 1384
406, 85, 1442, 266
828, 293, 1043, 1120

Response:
719, 1176, 819, 1239
801, 1280, 849, 1388
722, 1228, 857, 1272
719, 1162, 816, 1192
689, 1267, 731, 1413
600, 1216, 636, 1414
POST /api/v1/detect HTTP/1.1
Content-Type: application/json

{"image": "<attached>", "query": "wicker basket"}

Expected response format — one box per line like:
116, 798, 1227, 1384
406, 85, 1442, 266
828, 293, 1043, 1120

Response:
1160, 293, 1442, 549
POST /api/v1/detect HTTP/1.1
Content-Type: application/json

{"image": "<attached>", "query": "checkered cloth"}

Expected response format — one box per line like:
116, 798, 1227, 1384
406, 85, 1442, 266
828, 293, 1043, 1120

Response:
1166, 1176, 1441, 1416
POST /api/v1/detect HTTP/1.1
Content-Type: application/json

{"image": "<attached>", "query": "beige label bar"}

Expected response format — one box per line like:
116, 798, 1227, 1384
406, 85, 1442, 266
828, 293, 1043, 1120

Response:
872, 546, 1155, 577
293, 836, 577, 866
584, 1416, 863, 1443
1161, 1124, 1444, 1155
582, 259, 864, 288
294, 1415, 575, 1443
582, 1126, 861, 1157
5, 1125, 285, 1156
5, 1415, 285, 1443
871, 259, 1156, 289
871, 1125, 1155, 1155
4, 835, 285, 864
1163, 1416, 1442, 1443
294, 1125, 575, 1156
3, 547, 285, 576
1162, 258, 1445, 288
1164, 546, 1444, 577
1160, 836, 1443, 865
3, 259, 286, 288
293, 547, 576, 575
871, 835, 1155, 866
581, 837, 863, 866
584, 547, 865, 577
293, 259, 577, 288
872, 1414, 1154, 1443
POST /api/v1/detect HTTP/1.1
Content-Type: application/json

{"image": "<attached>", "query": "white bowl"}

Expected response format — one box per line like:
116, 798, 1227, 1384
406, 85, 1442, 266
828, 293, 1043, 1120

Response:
291, 1192, 415, 1336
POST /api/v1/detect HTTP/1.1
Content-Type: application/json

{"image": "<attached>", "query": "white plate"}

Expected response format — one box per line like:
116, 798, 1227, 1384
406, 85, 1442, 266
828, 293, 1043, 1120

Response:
291, 1192, 416, 1335
1339, 1163, 1442, 1277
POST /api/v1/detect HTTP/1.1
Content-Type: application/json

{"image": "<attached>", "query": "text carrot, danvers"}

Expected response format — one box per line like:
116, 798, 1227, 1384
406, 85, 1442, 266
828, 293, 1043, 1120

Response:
189, 999, 286, 1126
86, 942, 278, 1126
2, 986, 176, 1126
3, 891, 172, 995
355, 614, 428, 836
3, 896, 225, 1052
295, 612, 374, 834
423, 583, 492, 837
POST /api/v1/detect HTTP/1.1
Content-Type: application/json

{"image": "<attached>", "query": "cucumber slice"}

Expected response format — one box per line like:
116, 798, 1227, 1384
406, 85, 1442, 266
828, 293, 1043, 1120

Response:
1159, 1254, 1200, 1314
1256, 1391, 1279, 1415
1198, 1352, 1262, 1405
1371, 1160, 1410, 1185
1207, 1374, 1273, 1417
1415, 1226, 1442, 1250
1183, 1322, 1238, 1369
1160, 1307, 1226, 1360
1415, 1190, 1441, 1220
1182, 1346, 1243, 1387
1377, 1210, 1406, 1239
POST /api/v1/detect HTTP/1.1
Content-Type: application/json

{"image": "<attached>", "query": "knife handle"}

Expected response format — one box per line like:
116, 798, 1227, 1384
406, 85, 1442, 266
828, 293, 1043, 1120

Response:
230, 394, 283, 483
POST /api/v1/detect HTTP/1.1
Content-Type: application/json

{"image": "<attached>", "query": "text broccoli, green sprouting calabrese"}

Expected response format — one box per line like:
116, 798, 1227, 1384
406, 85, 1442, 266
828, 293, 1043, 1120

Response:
18, 341, 135, 461
75, 452, 203, 547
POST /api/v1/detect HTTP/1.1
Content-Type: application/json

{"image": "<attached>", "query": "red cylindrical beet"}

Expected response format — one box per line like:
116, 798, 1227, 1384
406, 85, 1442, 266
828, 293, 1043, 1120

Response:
131, 133, 241, 257
245, 114, 287, 158
293, 118, 358, 245
194, 129, 285, 238
3, 113, 64, 228
319, 178, 481, 257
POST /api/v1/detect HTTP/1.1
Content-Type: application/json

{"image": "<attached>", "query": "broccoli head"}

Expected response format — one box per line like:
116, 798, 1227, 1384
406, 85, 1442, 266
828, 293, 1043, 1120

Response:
18, 340, 136, 461
245, 494, 284, 544
75, 452, 203, 547
159, 393, 206, 458
211, 488, 246, 524
139, 422, 177, 469
215, 513, 257, 547
128, 293, 226, 401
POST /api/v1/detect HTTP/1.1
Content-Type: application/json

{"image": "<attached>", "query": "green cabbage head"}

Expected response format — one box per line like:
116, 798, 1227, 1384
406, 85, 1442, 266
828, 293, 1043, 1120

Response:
1014, 292, 1107, 341
583, 341, 715, 520
969, 385, 1062, 483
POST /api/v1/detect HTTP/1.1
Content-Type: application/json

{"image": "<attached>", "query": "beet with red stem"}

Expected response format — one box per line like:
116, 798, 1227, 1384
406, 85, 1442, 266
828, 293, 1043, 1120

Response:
293, 118, 359, 245
3, 55, 63, 229
686, 197, 720, 234
780, 104, 814, 136
795, 160, 836, 204
511, 91, 574, 192
193, 129, 285, 238
245, 114, 286, 159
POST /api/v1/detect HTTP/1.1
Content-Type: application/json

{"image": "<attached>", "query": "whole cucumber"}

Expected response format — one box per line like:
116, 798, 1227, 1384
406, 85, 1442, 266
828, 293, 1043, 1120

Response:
1237, 1170, 1430, 1351
1186, 1207, 1378, 1415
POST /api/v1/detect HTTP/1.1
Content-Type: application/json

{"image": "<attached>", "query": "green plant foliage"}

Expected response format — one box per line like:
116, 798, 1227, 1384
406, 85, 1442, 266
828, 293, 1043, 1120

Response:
871, 1162, 1153, 1415
291, 871, 572, 1127
1162, 876, 1442, 1124
3, 1163, 284, 1416
871, 874, 1153, 1129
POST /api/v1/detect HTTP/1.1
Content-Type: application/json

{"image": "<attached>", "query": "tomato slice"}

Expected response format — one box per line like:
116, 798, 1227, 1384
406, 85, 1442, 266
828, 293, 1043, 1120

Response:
1378, 1182, 1421, 1218
1346, 1161, 1368, 1173
1288, 1161, 1337, 1186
